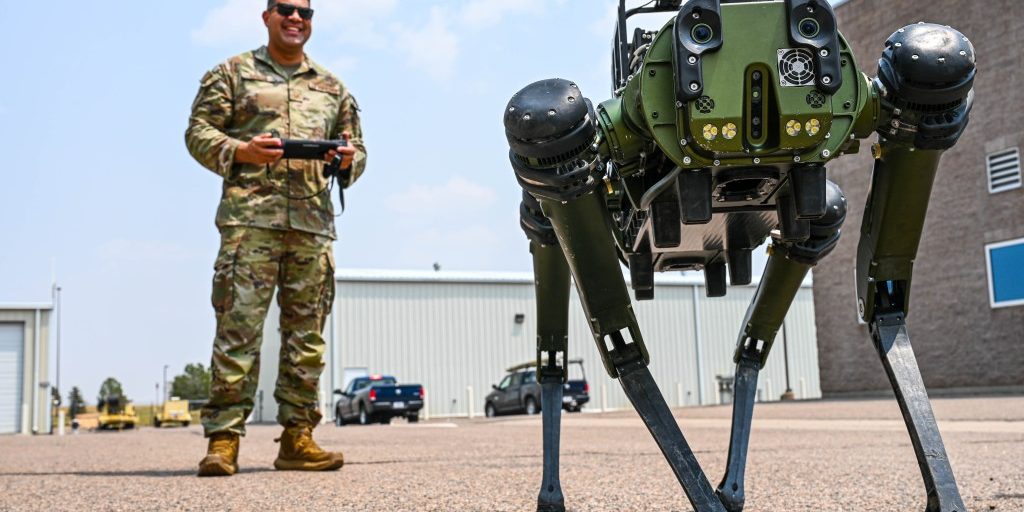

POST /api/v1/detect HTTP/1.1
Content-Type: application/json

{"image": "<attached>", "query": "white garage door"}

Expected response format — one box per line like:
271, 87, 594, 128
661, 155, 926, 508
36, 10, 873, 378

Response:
0, 324, 24, 434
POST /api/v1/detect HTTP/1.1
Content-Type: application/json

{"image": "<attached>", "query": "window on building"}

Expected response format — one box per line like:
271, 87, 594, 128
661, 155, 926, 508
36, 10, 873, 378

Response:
987, 148, 1021, 194
985, 237, 1024, 308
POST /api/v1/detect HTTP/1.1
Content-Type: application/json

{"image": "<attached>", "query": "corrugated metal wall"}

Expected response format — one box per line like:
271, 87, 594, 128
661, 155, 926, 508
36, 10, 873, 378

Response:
256, 271, 821, 421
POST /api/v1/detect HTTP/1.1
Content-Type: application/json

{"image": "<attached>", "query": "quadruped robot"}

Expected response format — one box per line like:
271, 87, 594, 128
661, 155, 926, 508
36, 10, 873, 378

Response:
502, 1, 975, 510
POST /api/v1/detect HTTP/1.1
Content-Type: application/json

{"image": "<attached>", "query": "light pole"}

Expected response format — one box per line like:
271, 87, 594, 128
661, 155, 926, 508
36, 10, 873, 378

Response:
162, 365, 169, 404
55, 285, 62, 407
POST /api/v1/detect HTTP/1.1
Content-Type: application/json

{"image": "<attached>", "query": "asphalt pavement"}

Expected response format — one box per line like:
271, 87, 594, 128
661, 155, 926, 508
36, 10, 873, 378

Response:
1, 396, 1021, 511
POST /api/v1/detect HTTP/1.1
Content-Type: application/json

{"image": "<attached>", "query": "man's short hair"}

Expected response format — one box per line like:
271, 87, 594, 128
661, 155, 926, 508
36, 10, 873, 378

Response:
267, 0, 311, 8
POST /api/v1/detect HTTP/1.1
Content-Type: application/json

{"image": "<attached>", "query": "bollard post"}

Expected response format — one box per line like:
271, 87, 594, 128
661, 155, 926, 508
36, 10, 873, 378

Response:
466, 386, 474, 418
601, 384, 608, 412
58, 410, 65, 436
766, 379, 773, 402
676, 382, 684, 408
423, 395, 430, 421
799, 378, 807, 400
320, 391, 328, 425
22, 404, 29, 435
714, 384, 721, 406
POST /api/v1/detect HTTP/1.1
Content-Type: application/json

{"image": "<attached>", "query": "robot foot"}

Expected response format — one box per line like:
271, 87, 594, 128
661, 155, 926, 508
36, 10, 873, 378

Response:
618, 359, 727, 512
537, 378, 565, 512
536, 503, 566, 512
872, 311, 966, 512
714, 489, 744, 512
715, 344, 765, 512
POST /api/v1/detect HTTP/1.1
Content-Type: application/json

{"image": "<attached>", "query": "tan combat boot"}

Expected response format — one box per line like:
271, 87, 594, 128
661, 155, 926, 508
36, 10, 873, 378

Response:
273, 424, 344, 471
197, 432, 240, 477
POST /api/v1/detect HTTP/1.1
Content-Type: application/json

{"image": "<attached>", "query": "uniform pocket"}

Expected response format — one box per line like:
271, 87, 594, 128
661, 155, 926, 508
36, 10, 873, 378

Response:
211, 233, 243, 313
237, 72, 286, 121
317, 249, 336, 318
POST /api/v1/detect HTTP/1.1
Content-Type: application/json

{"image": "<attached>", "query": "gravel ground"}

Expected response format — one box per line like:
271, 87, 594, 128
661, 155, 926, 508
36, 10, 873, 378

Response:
1, 396, 1021, 511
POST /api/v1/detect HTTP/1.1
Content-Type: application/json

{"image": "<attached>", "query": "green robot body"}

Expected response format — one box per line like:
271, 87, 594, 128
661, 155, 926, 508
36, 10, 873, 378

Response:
504, 1, 975, 510
586, 6, 871, 295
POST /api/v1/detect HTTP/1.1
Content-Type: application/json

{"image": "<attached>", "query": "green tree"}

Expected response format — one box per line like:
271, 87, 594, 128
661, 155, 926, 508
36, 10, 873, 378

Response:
170, 363, 211, 401
98, 377, 126, 404
68, 386, 86, 417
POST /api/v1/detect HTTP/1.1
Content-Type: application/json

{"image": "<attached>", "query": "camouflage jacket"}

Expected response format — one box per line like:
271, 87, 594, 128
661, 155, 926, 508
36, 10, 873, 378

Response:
185, 46, 366, 239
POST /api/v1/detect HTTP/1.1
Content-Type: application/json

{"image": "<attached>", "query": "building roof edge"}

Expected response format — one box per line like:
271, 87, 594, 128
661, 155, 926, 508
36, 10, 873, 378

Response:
335, 268, 813, 288
0, 303, 55, 311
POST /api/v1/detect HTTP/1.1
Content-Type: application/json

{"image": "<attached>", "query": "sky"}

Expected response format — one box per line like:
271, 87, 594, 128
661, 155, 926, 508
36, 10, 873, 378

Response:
0, 0, 839, 405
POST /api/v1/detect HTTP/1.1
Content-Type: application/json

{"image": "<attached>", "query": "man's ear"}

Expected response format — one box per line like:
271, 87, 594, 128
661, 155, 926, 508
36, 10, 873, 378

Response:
262, 10, 270, 27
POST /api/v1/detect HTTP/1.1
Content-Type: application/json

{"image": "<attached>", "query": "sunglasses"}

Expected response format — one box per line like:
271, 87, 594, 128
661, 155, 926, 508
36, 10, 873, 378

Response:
270, 3, 314, 21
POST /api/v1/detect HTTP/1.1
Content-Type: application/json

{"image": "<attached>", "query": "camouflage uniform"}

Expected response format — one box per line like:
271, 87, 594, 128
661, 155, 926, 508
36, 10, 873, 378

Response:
186, 46, 366, 436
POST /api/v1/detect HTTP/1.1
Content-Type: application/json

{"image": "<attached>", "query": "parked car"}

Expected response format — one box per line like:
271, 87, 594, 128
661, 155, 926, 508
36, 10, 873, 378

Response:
484, 359, 590, 418
334, 375, 424, 426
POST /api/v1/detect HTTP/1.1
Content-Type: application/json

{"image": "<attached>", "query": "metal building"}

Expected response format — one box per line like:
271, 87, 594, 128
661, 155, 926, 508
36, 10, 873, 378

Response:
255, 270, 820, 421
0, 304, 52, 435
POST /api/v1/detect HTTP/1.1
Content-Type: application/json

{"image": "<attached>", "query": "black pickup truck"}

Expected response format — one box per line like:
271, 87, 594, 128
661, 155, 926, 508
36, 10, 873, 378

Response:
334, 375, 424, 425
484, 359, 590, 417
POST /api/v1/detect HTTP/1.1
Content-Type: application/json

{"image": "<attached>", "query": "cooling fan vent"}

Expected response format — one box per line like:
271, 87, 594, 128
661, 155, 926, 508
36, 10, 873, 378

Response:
806, 90, 826, 108
696, 96, 715, 114
777, 48, 815, 87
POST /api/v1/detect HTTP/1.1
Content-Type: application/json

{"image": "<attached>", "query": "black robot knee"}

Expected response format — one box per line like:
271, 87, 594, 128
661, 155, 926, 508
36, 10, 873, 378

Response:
784, 180, 847, 265
520, 190, 559, 247
876, 23, 976, 150
504, 79, 600, 202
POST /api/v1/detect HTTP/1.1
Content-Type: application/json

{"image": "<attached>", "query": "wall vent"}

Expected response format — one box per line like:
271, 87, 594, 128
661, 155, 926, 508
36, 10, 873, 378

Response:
987, 147, 1021, 194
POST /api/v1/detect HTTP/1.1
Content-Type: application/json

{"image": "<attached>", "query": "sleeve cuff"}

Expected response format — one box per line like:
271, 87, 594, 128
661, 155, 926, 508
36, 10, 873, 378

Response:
217, 139, 242, 177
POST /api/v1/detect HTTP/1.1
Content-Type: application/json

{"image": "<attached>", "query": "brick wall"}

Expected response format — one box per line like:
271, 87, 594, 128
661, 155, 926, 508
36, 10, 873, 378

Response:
814, 0, 1024, 394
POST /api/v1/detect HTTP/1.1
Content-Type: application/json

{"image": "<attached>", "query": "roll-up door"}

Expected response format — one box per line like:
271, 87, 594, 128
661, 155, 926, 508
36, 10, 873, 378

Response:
0, 323, 25, 434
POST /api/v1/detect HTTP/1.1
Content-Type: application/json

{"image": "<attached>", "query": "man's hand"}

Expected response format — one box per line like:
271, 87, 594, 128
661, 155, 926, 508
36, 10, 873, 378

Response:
235, 133, 284, 165
324, 132, 356, 170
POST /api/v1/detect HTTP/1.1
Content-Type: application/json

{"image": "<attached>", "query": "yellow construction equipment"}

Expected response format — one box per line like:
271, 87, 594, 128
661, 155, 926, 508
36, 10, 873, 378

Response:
155, 398, 191, 427
96, 396, 138, 430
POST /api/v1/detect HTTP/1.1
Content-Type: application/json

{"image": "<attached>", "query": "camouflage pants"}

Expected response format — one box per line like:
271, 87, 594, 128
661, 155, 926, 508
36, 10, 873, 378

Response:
201, 226, 335, 436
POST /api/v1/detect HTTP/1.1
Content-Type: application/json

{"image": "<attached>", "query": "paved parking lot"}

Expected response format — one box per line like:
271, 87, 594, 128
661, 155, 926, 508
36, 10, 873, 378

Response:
1, 396, 1022, 511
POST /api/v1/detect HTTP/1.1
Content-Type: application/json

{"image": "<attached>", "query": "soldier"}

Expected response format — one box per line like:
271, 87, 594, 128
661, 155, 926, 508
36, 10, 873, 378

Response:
185, 0, 366, 477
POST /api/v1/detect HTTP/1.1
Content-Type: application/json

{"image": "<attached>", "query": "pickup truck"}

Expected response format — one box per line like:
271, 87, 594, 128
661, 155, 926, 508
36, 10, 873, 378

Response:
484, 359, 590, 417
334, 375, 424, 425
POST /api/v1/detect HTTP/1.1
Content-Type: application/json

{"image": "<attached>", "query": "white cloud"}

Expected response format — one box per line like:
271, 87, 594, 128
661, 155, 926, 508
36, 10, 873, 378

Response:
385, 176, 496, 215
95, 240, 203, 264
316, 0, 399, 48
391, 7, 460, 83
191, 0, 266, 47
325, 56, 358, 74
191, 0, 564, 84
460, 0, 544, 29
397, 224, 507, 269
590, 2, 619, 37
191, 0, 398, 48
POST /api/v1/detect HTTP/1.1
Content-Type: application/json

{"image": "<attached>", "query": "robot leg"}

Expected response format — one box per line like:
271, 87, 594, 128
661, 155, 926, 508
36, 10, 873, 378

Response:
522, 191, 571, 512
854, 24, 974, 511
506, 78, 724, 511
718, 180, 847, 511
538, 190, 724, 512
856, 145, 966, 512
